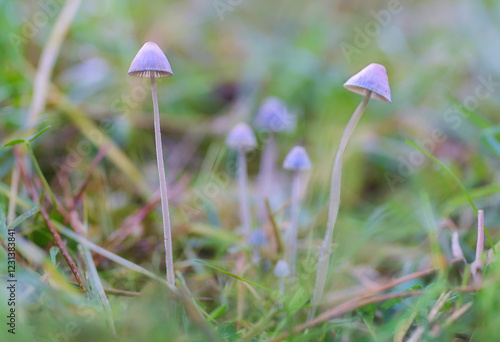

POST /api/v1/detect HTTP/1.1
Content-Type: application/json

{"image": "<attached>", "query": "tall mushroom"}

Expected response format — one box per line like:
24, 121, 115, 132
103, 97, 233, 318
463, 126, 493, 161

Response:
226, 122, 257, 239
128, 42, 175, 286
283, 145, 312, 274
254, 97, 295, 222
309, 63, 391, 319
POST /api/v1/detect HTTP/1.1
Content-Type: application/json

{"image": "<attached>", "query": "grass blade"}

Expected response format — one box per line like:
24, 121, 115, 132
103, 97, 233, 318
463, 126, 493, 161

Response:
3, 139, 26, 148
7, 204, 41, 230
196, 259, 274, 294
81, 244, 116, 334
26, 143, 57, 209
405, 140, 495, 253
28, 126, 51, 142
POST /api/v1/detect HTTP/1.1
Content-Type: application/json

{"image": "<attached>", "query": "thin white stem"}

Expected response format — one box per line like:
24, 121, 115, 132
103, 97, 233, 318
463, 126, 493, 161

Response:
238, 149, 252, 239
257, 133, 276, 223
471, 210, 484, 284
289, 170, 301, 274
309, 92, 372, 321
451, 231, 466, 262
279, 276, 285, 296
475, 210, 484, 261
151, 76, 175, 286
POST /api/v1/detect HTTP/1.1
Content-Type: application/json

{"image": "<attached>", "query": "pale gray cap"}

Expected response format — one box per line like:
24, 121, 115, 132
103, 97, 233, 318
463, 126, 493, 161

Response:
283, 146, 311, 171
225, 123, 257, 151
343, 63, 391, 103
128, 42, 173, 78
274, 260, 291, 277
254, 97, 295, 132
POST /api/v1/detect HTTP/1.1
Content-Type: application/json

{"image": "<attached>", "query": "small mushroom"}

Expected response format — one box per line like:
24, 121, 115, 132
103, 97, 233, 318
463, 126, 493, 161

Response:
254, 97, 295, 223
226, 122, 258, 151
283, 146, 312, 274
250, 228, 268, 246
250, 228, 269, 264
283, 146, 312, 171
310, 63, 391, 320
254, 97, 295, 133
128, 41, 175, 286
343, 63, 391, 103
274, 259, 291, 298
226, 123, 257, 239
274, 259, 291, 278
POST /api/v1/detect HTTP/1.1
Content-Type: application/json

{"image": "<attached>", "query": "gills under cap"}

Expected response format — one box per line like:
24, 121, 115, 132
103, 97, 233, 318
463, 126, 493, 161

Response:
128, 42, 173, 78
343, 63, 391, 103
283, 146, 312, 171
225, 123, 257, 151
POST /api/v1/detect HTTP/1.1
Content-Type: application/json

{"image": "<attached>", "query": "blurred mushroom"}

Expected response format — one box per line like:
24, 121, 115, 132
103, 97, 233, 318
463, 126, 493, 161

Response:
254, 97, 295, 222
226, 122, 257, 239
274, 259, 291, 297
283, 145, 312, 274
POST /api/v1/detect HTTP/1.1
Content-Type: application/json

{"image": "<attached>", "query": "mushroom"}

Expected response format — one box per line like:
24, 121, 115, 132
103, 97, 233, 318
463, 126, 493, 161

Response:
283, 146, 312, 274
250, 228, 268, 246
254, 97, 295, 222
128, 42, 175, 286
309, 63, 391, 320
226, 122, 257, 239
274, 259, 291, 297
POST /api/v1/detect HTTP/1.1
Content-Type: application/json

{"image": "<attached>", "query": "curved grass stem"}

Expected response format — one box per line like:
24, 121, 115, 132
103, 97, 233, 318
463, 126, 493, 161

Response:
309, 91, 372, 320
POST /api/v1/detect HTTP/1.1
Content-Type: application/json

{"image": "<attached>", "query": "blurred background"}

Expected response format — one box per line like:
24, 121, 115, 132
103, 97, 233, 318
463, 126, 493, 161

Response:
1, 0, 500, 341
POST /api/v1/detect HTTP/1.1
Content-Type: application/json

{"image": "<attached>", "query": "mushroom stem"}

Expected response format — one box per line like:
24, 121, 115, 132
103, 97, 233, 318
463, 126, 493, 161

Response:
279, 276, 285, 301
258, 133, 276, 222
309, 91, 372, 320
151, 75, 175, 286
475, 210, 485, 261
237, 149, 252, 239
289, 169, 301, 274
471, 210, 484, 284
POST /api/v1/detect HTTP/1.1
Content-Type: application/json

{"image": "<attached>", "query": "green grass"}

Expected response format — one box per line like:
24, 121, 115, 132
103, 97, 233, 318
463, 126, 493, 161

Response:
2, 0, 500, 341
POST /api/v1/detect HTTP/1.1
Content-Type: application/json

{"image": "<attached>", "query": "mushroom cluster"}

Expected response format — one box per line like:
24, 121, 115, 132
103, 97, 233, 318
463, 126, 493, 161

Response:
126, 42, 392, 308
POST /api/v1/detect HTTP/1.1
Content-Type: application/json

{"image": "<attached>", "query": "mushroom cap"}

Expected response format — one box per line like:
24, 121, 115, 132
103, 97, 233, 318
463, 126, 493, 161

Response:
274, 260, 291, 277
250, 229, 268, 246
343, 63, 391, 103
225, 123, 257, 151
128, 42, 173, 78
254, 97, 295, 132
283, 146, 312, 171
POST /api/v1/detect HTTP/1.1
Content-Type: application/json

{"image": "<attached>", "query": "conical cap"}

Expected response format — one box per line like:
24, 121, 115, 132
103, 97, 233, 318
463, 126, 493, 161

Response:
128, 42, 173, 78
344, 63, 391, 103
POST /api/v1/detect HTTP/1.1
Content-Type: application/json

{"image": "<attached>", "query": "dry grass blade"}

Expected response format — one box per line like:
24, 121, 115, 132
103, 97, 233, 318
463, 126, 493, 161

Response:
27, 0, 82, 126
15, 148, 87, 292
